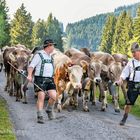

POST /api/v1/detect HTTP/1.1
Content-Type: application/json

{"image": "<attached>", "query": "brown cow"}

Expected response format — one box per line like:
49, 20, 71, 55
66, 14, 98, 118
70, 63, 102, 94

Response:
82, 59, 108, 111
0, 49, 4, 72
65, 48, 91, 79
62, 65, 83, 109
80, 47, 91, 57
3, 47, 16, 93
3, 46, 31, 102
112, 53, 128, 66
90, 51, 115, 66
64, 48, 85, 58
89, 52, 124, 112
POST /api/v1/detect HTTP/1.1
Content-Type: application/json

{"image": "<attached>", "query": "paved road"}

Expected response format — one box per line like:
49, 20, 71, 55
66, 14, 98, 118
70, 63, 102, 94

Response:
0, 71, 140, 140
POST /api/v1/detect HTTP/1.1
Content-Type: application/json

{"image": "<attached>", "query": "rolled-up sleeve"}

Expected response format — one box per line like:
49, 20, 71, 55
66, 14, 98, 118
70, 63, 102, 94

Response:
29, 54, 40, 69
120, 62, 130, 80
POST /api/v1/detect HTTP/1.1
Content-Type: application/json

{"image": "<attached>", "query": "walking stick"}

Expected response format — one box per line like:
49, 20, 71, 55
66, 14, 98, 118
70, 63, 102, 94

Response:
8, 61, 57, 102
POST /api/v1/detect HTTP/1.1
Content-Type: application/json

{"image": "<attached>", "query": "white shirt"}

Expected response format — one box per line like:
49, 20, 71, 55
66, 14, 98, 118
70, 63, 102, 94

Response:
120, 58, 140, 82
29, 50, 53, 77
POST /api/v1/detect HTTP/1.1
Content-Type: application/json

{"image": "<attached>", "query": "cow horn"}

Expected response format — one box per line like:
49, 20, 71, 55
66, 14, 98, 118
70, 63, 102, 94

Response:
9, 52, 16, 62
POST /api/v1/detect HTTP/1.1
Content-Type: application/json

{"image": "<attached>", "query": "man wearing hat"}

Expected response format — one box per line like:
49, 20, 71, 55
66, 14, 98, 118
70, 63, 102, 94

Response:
117, 42, 140, 125
27, 38, 57, 124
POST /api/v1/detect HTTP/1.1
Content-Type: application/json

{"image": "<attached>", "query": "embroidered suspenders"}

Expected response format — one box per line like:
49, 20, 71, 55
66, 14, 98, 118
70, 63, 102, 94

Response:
38, 52, 53, 76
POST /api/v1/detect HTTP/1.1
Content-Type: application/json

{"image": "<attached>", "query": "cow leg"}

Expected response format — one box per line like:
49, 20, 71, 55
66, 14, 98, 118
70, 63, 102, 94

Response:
0, 63, 3, 72
92, 82, 96, 105
9, 77, 14, 96
83, 90, 89, 112
109, 83, 120, 112
62, 96, 71, 109
5, 72, 10, 92
89, 81, 93, 102
62, 84, 75, 110
15, 85, 20, 102
73, 90, 79, 109
21, 80, 28, 104
98, 83, 107, 111
57, 94, 63, 112
21, 84, 27, 104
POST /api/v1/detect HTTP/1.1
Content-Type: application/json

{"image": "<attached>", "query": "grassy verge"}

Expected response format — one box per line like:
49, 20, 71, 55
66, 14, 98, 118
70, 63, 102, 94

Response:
107, 89, 140, 118
118, 91, 140, 118
0, 97, 16, 140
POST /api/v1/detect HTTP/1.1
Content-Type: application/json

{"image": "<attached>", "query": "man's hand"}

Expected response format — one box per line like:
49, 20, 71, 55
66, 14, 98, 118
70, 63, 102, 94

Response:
27, 75, 32, 82
116, 78, 123, 86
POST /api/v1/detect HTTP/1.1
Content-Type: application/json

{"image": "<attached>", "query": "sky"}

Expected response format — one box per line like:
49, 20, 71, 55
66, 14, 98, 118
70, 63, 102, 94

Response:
6, 0, 140, 28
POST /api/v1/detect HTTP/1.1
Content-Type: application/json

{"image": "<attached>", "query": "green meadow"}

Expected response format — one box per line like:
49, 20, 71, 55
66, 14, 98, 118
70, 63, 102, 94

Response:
0, 97, 16, 140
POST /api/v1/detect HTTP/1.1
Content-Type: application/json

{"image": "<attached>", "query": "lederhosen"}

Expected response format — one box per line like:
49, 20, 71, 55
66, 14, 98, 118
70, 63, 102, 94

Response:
126, 60, 140, 105
34, 52, 56, 92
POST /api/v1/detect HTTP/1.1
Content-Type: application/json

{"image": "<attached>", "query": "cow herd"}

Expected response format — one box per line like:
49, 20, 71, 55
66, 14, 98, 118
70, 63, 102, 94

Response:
0, 45, 128, 114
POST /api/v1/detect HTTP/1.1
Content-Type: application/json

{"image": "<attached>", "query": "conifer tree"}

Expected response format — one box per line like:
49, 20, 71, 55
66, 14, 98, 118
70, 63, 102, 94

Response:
100, 14, 116, 53
112, 11, 133, 54
45, 13, 63, 51
0, 0, 10, 47
10, 3, 33, 48
32, 19, 46, 47
133, 6, 140, 44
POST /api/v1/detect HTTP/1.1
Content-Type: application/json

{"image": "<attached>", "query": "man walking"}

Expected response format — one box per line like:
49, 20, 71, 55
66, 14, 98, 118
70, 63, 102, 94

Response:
27, 38, 57, 124
117, 42, 140, 125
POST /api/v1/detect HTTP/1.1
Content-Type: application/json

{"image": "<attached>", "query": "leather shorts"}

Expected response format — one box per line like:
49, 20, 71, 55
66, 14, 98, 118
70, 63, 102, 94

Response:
126, 81, 140, 105
34, 76, 56, 93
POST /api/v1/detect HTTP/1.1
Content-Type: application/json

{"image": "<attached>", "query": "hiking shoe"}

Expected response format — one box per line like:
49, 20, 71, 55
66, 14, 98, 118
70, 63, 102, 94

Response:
120, 119, 126, 126
120, 113, 128, 126
119, 116, 127, 126
46, 111, 55, 120
37, 116, 44, 124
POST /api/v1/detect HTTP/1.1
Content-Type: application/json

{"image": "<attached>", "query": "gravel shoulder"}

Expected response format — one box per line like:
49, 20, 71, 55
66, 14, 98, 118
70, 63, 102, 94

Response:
0, 71, 140, 140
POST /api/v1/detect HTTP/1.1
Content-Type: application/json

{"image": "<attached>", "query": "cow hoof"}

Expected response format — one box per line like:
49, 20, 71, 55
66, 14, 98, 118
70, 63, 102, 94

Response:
23, 101, 28, 104
92, 102, 95, 105
83, 108, 89, 112
106, 104, 108, 108
57, 105, 62, 112
16, 99, 20, 102
101, 108, 105, 112
115, 109, 120, 113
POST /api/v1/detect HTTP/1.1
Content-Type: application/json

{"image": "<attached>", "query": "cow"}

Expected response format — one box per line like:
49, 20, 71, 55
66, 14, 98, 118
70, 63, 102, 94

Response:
80, 47, 91, 57
90, 51, 127, 112
90, 51, 115, 66
61, 65, 83, 110
53, 51, 84, 112
82, 59, 108, 111
3, 46, 31, 103
65, 48, 91, 79
64, 47, 85, 58
53, 53, 72, 112
0, 49, 3, 72
3, 47, 16, 93
112, 53, 128, 66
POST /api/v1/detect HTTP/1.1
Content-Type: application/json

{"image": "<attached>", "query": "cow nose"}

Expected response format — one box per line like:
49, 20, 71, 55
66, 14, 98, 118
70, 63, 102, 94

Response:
114, 82, 119, 86
96, 79, 101, 83
75, 84, 82, 89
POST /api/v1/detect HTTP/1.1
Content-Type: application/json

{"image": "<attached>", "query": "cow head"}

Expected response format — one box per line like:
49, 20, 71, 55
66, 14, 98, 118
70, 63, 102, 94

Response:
68, 65, 83, 89
9, 48, 31, 71
89, 59, 108, 83
108, 62, 123, 85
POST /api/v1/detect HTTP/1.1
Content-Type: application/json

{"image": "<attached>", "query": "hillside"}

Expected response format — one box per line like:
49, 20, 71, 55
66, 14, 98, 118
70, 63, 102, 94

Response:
65, 2, 140, 51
